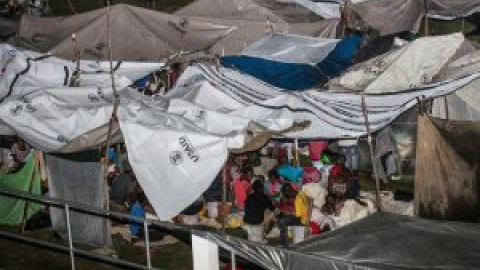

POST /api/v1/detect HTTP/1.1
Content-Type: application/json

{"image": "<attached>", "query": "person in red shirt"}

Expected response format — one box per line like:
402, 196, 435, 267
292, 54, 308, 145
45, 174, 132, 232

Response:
233, 166, 252, 211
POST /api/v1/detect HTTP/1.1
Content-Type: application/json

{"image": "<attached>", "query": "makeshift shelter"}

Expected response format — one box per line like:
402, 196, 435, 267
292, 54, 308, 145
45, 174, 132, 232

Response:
175, 0, 339, 55
1, 34, 480, 221
195, 212, 480, 270
15, 4, 235, 61
415, 115, 480, 222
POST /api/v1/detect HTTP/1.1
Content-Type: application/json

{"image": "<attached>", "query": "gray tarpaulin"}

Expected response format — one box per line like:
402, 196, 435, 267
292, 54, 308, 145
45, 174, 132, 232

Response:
415, 115, 480, 222
46, 152, 107, 246
196, 212, 480, 270
16, 4, 234, 61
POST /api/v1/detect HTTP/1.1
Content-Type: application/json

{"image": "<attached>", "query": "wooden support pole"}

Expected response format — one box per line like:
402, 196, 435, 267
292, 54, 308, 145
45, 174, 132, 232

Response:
304, 197, 313, 239
461, 17, 466, 34
361, 95, 383, 211
71, 33, 80, 87
443, 95, 449, 120
101, 0, 119, 249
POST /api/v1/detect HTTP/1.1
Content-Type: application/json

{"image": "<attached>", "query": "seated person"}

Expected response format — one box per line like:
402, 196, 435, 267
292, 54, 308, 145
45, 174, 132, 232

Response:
130, 193, 164, 242
276, 183, 301, 247
243, 180, 276, 243
11, 138, 31, 165
109, 170, 135, 212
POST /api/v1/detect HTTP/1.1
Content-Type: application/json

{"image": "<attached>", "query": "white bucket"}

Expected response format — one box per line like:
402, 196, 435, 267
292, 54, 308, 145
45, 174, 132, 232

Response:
183, 215, 199, 225
207, 202, 219, 218
245, 224, 264, 243
292, 226, 306, 244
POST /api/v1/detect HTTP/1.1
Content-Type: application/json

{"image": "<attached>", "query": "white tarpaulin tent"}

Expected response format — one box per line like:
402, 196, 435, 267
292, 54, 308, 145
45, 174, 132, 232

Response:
15, 4, 235, 61
328, 33, 480, 121
1, 43, 479, 219
329, 33, 476, 92
175, 0, 339, 55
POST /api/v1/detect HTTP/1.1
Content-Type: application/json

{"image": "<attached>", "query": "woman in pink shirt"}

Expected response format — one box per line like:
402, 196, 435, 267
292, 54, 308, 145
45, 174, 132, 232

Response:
233, 167, 252, 211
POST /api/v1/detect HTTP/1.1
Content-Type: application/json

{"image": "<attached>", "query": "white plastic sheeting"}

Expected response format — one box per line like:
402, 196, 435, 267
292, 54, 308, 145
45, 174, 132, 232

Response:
330, 33, 471, 92
170, 64, 480, 140
242, 33, 339, 64
2, 44, 480, 220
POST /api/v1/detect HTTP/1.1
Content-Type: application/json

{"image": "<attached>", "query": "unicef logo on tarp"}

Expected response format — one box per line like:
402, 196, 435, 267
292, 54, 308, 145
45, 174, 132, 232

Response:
169, 151, 183, 166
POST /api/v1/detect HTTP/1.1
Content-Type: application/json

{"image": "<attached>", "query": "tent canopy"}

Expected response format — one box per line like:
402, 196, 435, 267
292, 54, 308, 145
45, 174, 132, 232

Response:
15, 4, 235, 61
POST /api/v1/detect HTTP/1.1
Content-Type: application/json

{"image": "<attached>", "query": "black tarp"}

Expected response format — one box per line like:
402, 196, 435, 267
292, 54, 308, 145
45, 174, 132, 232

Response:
195, 212, 480, 270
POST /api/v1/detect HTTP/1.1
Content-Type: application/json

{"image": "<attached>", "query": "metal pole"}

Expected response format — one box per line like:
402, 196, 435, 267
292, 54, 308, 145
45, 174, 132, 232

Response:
143, 221, 152, 269
231, 250, 236, 270
361, 95, 383, 211
221, 164, 227, 232
65, 204, 76, 270
294, 138, 299, 166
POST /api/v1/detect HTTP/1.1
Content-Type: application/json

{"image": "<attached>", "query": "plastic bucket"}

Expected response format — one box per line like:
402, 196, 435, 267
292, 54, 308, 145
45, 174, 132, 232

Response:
207, 202, 219, 218
292, 226, 306, 244
245, 224, 264, 243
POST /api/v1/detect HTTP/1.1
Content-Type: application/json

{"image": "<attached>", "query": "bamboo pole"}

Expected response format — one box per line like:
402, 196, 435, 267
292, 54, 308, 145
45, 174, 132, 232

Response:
461, 17, 465, 34
361, 95, 383, 211
101, 0, 119, 249
443, 96, 449, 120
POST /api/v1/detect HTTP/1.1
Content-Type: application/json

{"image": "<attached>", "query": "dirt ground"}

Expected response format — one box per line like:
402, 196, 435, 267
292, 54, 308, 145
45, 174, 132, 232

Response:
0, 227, 194, 270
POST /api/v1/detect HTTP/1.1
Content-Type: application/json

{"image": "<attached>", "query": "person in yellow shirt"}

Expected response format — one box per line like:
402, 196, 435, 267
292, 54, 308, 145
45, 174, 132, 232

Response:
294, 190, 309, 225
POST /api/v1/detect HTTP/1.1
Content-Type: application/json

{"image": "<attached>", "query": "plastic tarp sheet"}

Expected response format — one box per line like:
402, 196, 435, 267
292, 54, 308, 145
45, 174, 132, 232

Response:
168, 64, 480, 139
415, 116, 480, 222
196, 212, 480, 270
175, 0, 339, 55
221, 34, 362, 90
46, 152, 107, 246
242, 33, 339, 64
0, 153, 42, 226
432, 50, 480, 121
427, 0, 480, 20
329, 33, 470, 92
16, 4, 235, 61
347, 0, 424, 35
2, 45, 480, 220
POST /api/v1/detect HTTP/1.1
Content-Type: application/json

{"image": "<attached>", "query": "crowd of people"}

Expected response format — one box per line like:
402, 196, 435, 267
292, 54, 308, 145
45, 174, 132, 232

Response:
0, 0, 49, 19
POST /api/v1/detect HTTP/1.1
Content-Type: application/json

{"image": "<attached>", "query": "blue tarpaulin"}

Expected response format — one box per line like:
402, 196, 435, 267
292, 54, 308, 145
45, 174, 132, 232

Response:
221, 35, 363, 90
